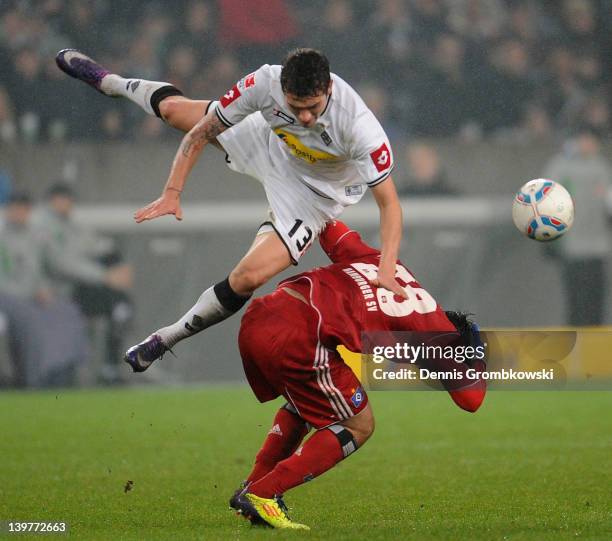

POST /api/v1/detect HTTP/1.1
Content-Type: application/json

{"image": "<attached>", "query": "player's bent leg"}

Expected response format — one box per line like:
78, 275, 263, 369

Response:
158, 96, 208, 133
125, 232, 291, 371
339, 402, 375, 447
125, 275, 251, 371
229, 232, 293, 296
245, 403, 311, 485
243, 342, 371, 497
232, 420, 362, 530
158, 97, 224, 150
229, 403, 310, 527
162, 231, 291, 342
247, 419, 362, 500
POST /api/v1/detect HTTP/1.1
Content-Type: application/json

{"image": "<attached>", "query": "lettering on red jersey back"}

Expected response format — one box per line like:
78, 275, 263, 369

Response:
370, 142, 391, 173
220, 85, 241, 107
350, 262, 437, 317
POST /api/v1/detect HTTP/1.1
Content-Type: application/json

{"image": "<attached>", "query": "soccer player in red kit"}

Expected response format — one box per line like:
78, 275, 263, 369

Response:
231, 220, 486, 529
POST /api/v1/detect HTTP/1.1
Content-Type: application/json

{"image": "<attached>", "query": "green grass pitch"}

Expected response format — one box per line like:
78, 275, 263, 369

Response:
1, 387, 611, 540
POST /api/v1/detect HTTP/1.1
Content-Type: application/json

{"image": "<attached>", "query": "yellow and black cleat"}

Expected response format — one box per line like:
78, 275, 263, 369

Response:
230, 490, 310, 530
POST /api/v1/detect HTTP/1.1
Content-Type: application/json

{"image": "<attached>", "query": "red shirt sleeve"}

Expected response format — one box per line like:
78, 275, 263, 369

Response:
319, 221, 379, 264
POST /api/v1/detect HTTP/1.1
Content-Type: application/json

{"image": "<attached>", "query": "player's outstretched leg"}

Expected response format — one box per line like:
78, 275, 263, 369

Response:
231, 405, 375, 529
55, 49, 207, 133
125, 232, 292, 372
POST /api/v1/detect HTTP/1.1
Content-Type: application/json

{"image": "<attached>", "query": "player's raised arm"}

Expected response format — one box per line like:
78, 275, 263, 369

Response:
134, 109, 228, 223
319, 220, 379, 263
134, 67, 267, 223
347, 97, 405, 297
369, 177, 408, 299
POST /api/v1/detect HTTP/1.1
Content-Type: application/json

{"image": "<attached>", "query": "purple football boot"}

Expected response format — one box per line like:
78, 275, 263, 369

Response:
124, 334, 169, 373
55, 49, 111, 94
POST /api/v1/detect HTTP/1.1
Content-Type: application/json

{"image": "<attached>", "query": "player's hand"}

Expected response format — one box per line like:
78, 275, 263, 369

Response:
370, 269, 409, 300
134, 191, 183, 223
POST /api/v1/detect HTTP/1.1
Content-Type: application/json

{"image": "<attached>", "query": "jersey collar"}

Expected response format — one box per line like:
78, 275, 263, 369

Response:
321, 93, 332, 118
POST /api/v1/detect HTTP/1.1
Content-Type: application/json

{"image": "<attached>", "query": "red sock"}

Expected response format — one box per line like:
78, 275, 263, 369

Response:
249, 427, 352, 498
246, 406, 309, 484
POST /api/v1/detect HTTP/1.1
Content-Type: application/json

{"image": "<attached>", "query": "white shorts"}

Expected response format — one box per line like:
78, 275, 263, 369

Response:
217, 111, 345, 263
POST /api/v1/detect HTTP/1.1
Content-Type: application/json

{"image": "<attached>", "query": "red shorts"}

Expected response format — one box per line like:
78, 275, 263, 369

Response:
238, 289, 368, 429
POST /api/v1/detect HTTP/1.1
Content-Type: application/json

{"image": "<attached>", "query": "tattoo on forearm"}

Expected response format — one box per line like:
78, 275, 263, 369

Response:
181, 139, 194, 157
181, 114, 227, 158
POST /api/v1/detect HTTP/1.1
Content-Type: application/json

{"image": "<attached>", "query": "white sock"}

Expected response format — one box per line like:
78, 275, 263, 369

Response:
156, 286, 233, 348
100, 74, 172, 116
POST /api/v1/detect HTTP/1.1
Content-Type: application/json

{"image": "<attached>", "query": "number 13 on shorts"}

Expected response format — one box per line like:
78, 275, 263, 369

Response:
288, 219, 314, 256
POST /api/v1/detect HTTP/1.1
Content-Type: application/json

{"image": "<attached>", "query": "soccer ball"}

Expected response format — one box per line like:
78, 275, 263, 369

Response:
512, 179, 574, 241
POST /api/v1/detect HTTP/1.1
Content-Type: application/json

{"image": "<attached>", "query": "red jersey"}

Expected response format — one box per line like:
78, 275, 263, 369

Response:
278, 221, 456, 353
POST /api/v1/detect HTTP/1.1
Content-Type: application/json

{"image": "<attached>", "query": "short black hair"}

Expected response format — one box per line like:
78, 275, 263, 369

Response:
7, 191, 33, 206
572, 124, 602, 140
281, 48, 331, 98
445, 311, 481, 349
47, 182, 75, 199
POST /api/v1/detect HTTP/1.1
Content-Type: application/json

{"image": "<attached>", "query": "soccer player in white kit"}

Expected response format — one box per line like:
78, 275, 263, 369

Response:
55, 48, 406, 369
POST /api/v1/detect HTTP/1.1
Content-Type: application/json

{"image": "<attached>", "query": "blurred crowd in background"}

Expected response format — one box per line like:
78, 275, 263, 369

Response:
1, 0, 612, 143
1, 0, 612, 388
0, 184, 133, 387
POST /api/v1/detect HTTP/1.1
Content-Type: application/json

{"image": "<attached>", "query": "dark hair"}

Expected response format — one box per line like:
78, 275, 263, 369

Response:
7, 191, 33, 205
572, 124, 602, 140
47, 182, 75, 199
445, 311, 482, 349
281, 48, 331, 98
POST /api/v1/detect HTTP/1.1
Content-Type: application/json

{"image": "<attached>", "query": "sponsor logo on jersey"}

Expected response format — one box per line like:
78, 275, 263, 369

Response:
268, 423, 283, 436
272, 108, 295, 124
350, 387, 364, 407
320, 130, 332, 146
274, 128, 338, 164
370, 142, 391, 173
220, 85, 241, 107
345, 185, 363, 197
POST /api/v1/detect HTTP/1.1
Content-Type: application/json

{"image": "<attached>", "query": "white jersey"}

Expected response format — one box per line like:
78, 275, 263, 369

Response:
214, 64, 394, 207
